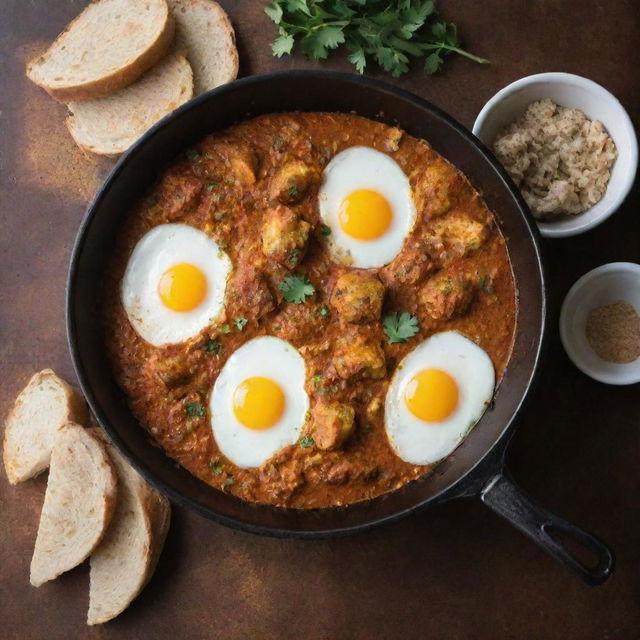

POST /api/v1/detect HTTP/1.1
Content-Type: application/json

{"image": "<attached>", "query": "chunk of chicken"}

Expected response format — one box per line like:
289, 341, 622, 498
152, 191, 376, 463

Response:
203, 138, 260, 187
420, 272, 476, 321
227, 265, 275, 320
424, 212, 491, 265
311, 401, 356, 451
331, 271, 385, 324
413, 161, 459, 219
333, 332, 386, 380
159, 172, 203, 221
261, 205, 311, 268
270, 161, 318, 204
379, 238, 436, 287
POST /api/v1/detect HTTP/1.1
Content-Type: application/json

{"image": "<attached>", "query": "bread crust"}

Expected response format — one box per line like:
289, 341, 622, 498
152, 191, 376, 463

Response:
3, 369, 89, 484
26, 0, 176, 102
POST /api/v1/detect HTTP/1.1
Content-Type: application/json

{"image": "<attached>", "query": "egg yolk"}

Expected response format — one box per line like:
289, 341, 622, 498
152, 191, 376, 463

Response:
233, 376, 285, 430
339, 189, 393, 240
158, 263, 207, 312
404, 369, 459, 422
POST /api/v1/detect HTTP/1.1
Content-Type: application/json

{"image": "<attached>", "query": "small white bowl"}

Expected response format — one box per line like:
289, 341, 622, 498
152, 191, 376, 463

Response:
560, 263, 640, 385
473, 73, 638, 238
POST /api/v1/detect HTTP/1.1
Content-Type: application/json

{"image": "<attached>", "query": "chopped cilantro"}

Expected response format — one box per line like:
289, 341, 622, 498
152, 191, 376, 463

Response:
290, 248, 301, 264
220, 323, 231, 334
274, 134, 284, 149
222, 476, 235, 488
479, 276, 494, 294
319, 305, 330, 318
312, 374, 323, 387
204, 339, 221, 355
185, 402, 206, 418
299, 435, 315, 448
185, 149, 200, 161
288, 184, 300, 199
383, 312, 420, 344
279, 275, 315, 304
235, 317, 248, 331
206, 182, 218, 191
320, 224, 332, 236
209, 460, 224, 474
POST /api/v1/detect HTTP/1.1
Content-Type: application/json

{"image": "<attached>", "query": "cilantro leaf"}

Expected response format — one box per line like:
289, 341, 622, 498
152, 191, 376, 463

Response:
185, 402, 206, 417
204, 339, 221, 355
209, 460, 224, 474
264, 0, 489, 78
235, 317, 248, 331
383, 312, 420, 344
272, 27, 295, 57
299, 435, 315, 448
279, 275, 315, 304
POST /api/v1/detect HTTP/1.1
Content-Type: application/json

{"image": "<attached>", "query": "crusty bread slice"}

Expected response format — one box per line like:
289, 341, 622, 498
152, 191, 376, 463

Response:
30, 423, 117, 587
87, 429, 170, 625
26, 0, 175, 102
3, 369, 88, 485
66, 51, 193, 156
168, 0, 238, 94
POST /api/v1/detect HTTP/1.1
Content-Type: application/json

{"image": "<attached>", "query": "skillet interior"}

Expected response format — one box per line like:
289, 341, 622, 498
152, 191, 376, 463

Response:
67, 71, 545, 536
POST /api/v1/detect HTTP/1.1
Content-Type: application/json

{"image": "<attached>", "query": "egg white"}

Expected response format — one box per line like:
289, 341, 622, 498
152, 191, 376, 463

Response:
210, 336, 309, 469
318, 146, 416, 268
384, 331, 495, 466
121, 223, 232, 347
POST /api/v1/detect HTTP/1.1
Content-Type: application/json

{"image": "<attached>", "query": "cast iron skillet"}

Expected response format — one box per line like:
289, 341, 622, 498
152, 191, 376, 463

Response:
66, 70, 613, 585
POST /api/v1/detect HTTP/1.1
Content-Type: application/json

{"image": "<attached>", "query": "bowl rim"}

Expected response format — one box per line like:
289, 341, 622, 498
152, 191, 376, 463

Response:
472, 72, 639, 239
559, 261, 640, 385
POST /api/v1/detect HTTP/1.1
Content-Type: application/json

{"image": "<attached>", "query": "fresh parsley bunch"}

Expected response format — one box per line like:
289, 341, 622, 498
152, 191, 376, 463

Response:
264, 0, 489, 77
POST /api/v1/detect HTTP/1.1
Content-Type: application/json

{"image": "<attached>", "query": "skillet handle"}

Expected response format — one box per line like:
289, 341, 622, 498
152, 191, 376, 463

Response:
480, 470, 614, 585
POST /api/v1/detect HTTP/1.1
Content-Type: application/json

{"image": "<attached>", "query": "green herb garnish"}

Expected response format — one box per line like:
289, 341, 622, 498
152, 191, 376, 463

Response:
222, 476, 235, 488
209, 460, 224, 474
185, 149, 200, 161
312, 373, 323, 386
288, 184, 300, 199
185, 402, 206, 417
299, 435, 315, 448
290, 248, 301, 263
235, 317, 248, 331
220, 323, 231, 334
320, 224, 332, 236
274, 134, 284, 149
204, 339, 221, 355
383, 312, 420, 344
479, 276, 494, 294
279, 275, 315, 304
319, 305, 330, 318
207, 182, 218, 191
264, 0, 489, 78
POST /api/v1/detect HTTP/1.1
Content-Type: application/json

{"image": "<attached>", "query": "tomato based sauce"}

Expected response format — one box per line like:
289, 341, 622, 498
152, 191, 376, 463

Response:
103, 112, 517, 508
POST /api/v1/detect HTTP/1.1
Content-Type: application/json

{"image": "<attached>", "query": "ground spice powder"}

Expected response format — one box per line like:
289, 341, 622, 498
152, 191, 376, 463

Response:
585, 301, 640, 363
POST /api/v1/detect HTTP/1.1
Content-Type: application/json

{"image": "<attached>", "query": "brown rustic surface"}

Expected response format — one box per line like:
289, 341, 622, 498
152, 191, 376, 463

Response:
1, 1, 639, 638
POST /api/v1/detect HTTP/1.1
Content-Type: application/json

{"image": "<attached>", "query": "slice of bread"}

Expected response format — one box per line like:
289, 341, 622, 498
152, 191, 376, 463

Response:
87, 430, 171, 625
30, 423, 117, 587
66, 52, 194, 156
3, 369, 88, 485
26, 0, 175, 102
168, 0, 238, 94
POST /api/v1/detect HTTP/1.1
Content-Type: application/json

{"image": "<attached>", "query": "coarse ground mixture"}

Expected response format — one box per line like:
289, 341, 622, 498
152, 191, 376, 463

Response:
586, 301, 640, 363
493, 99, 617, 220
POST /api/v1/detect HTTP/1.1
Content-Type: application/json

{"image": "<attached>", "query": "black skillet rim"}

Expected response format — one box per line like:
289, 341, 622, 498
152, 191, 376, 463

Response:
66, 69, 547, 539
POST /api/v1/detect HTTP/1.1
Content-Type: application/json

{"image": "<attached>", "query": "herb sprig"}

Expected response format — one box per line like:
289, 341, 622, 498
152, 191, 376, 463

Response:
279, 275, 315, 304
264, 0, 489, 78
383, 312, 420, 344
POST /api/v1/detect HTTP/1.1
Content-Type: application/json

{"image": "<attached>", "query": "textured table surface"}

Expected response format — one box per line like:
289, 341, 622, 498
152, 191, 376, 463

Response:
1, 1, 639, 638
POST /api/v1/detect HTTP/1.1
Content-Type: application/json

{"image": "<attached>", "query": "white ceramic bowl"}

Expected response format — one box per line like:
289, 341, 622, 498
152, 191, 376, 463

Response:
473, 73, 638, 238
560, 263, 640, 385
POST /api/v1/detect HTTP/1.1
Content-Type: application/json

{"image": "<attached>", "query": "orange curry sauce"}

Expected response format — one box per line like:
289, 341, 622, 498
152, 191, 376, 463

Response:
103, 113, 517, 508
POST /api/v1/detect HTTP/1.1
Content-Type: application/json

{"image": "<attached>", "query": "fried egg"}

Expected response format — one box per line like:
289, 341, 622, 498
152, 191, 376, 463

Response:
210, 336, 309, 468
318, 146, 416, 268
121, 223, 231, 346
384, 331, 495, 465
